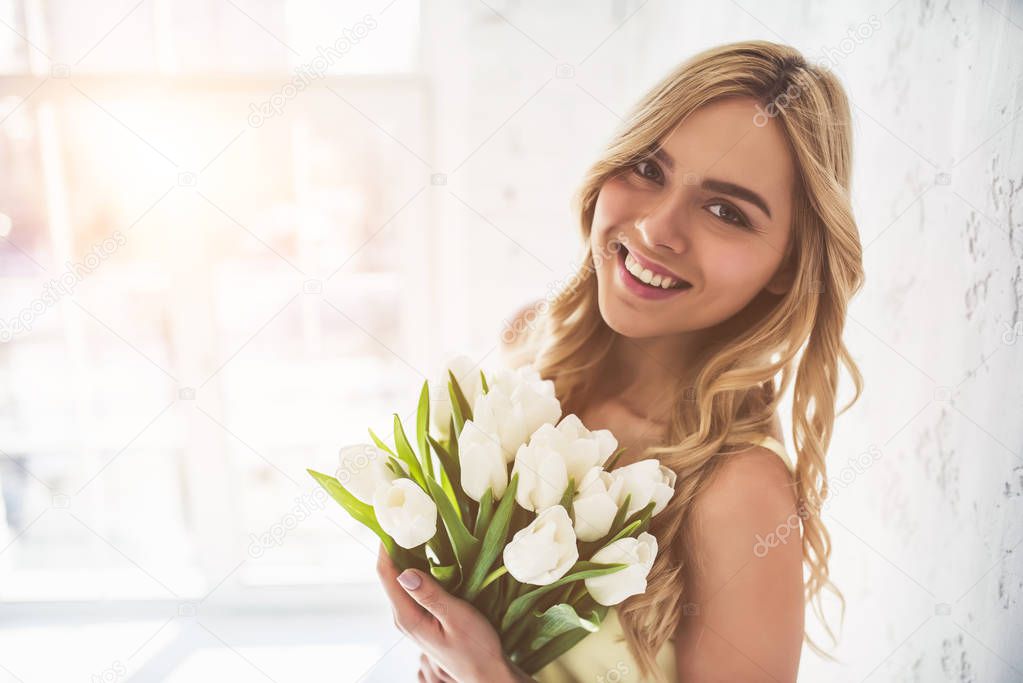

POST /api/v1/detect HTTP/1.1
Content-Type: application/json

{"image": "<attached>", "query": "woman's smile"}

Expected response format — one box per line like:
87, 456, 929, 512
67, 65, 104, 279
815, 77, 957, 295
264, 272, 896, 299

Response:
614, 245, 693, 301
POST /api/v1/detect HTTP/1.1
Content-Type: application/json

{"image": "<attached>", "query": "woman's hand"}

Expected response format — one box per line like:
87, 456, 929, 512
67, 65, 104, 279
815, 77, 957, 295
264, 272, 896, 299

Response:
418, 652, 454, 682
376, 544, 533, 683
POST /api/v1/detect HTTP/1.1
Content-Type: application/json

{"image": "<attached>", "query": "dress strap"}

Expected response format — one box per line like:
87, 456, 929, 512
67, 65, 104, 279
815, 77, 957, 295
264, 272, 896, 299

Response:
754, 434, 796, 474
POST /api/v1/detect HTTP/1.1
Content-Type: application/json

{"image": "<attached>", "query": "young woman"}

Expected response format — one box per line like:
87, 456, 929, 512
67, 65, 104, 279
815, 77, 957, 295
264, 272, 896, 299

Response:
377, 40, 864, 682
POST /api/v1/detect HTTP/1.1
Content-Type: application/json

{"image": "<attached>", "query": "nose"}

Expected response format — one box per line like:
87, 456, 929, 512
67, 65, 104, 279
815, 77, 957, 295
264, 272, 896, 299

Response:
634, 192, 689, 254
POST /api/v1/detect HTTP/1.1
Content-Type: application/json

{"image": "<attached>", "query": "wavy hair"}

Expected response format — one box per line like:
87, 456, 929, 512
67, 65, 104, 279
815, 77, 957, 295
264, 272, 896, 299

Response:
507, 40, 864, 681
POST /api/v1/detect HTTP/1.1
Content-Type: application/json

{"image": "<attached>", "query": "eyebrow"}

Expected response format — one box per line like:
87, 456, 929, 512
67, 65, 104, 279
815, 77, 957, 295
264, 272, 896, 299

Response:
651, 147, 773, 220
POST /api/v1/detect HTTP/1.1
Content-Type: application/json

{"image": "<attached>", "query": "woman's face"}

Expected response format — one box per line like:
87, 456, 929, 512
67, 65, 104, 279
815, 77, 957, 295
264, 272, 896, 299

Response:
590, 96, 797, 340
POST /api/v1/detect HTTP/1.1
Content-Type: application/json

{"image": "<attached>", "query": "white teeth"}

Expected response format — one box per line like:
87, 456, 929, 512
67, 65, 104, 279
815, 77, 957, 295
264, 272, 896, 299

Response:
624, 251, 686, 289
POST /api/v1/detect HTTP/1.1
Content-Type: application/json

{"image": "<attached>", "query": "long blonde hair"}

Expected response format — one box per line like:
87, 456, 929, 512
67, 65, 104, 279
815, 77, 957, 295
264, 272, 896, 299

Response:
510, 41, 864, 680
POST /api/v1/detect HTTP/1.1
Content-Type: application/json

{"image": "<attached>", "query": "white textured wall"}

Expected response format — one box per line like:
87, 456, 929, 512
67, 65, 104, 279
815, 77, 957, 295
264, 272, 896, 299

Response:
421, 1, 1023, 680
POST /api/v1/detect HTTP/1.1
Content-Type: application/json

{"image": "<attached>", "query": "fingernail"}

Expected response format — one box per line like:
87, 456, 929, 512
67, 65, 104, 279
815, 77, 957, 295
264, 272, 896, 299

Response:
397, 570, 421, 590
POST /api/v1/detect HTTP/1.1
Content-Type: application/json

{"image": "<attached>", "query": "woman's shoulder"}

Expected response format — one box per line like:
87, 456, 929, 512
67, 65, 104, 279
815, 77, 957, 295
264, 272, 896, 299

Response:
704, 444, 797, 514
674, 438, 805, 678
688, 431, 800, 553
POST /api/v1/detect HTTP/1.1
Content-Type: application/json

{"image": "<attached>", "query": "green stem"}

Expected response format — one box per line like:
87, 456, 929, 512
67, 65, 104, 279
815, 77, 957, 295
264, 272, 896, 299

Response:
480, 565, 508, 591
566, 582, 588, 605
504, 613, 535, 658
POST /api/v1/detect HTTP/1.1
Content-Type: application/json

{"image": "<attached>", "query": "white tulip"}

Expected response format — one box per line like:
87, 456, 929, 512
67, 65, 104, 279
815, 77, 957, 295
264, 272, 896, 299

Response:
611, 459, 677, 516
511, 423, 570, 513
373, 479, 438, 549
551, 413, 618, 483
337, 444, 400, 504
572, 467, 623, 542
584, 532, 658, 606
503, 505, 579, 585
471, 364, 561, 462
430, 354, 485, 440
458, 419, 508, 501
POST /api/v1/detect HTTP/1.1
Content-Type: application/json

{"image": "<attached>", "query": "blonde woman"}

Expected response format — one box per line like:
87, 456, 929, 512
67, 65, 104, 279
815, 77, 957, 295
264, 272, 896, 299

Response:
377, 40, 864, 683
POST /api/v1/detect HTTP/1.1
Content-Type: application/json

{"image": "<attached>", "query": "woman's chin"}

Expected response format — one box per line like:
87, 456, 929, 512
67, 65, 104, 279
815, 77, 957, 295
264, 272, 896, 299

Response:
597, 295, 665, 339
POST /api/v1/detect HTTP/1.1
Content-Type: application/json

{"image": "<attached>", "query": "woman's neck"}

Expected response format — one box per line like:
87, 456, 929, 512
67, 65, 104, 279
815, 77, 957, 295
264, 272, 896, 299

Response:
600, 291, 772, 419
599, 332, 705, 424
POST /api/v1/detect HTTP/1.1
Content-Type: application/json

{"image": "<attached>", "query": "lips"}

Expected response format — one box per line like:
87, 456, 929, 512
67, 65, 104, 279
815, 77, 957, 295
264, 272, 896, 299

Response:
614, 247, 692, 300
621, 245, 687, 286
621, 246, 691, 289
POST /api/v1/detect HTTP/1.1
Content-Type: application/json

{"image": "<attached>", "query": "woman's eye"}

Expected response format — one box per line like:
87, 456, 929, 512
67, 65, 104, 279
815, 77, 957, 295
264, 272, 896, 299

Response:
707, 202, 751, 228
632, 159, 664, 184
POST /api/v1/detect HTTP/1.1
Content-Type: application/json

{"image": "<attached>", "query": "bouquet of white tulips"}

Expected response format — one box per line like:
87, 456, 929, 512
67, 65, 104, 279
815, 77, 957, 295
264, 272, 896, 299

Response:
307, 356, 677, 674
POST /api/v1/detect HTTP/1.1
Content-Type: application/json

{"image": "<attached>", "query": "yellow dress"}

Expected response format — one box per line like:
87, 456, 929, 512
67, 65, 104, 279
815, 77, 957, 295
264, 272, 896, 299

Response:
531, 435, 796, 683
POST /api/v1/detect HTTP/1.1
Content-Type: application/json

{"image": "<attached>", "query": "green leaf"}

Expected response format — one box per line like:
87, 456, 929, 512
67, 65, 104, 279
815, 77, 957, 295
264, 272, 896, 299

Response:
579, 499, 655, 559
307, 468, 420, 571
527, 603, 600, 652
610, 494, 631, 531
447, 370, 474, 435
384, 457, 406, 478
393, 414, 426, 489
474, 487, 494, 535
627, 501, 657, 536
416, 380, 433, 479
427, 531, 455, 568
516, 605, 609, 674
604, 445, 627, 470
478, 570, 506, 626
449, 369, 474, 420
446, 418, 460, 460
559, 478, 575, 516
605, 518, 642, 546
565, 581, 589, 605
500, 560, 627, 633
307, 467, 383, 535
617, 502, 655, 539
430, 562, 457, 585
447, 383, 466, 436
368, 428, 396, 457
439, 462, 458, 512
479, 564, 507, 591
508, 503, 533, 540
479, 369, 489, 394
428, 435, 463, 494
428, 434, 466, 521
515, 628, 591, 672
463, 473, 519, 600
605, 501, 655, 550
423, 471, 479, 579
